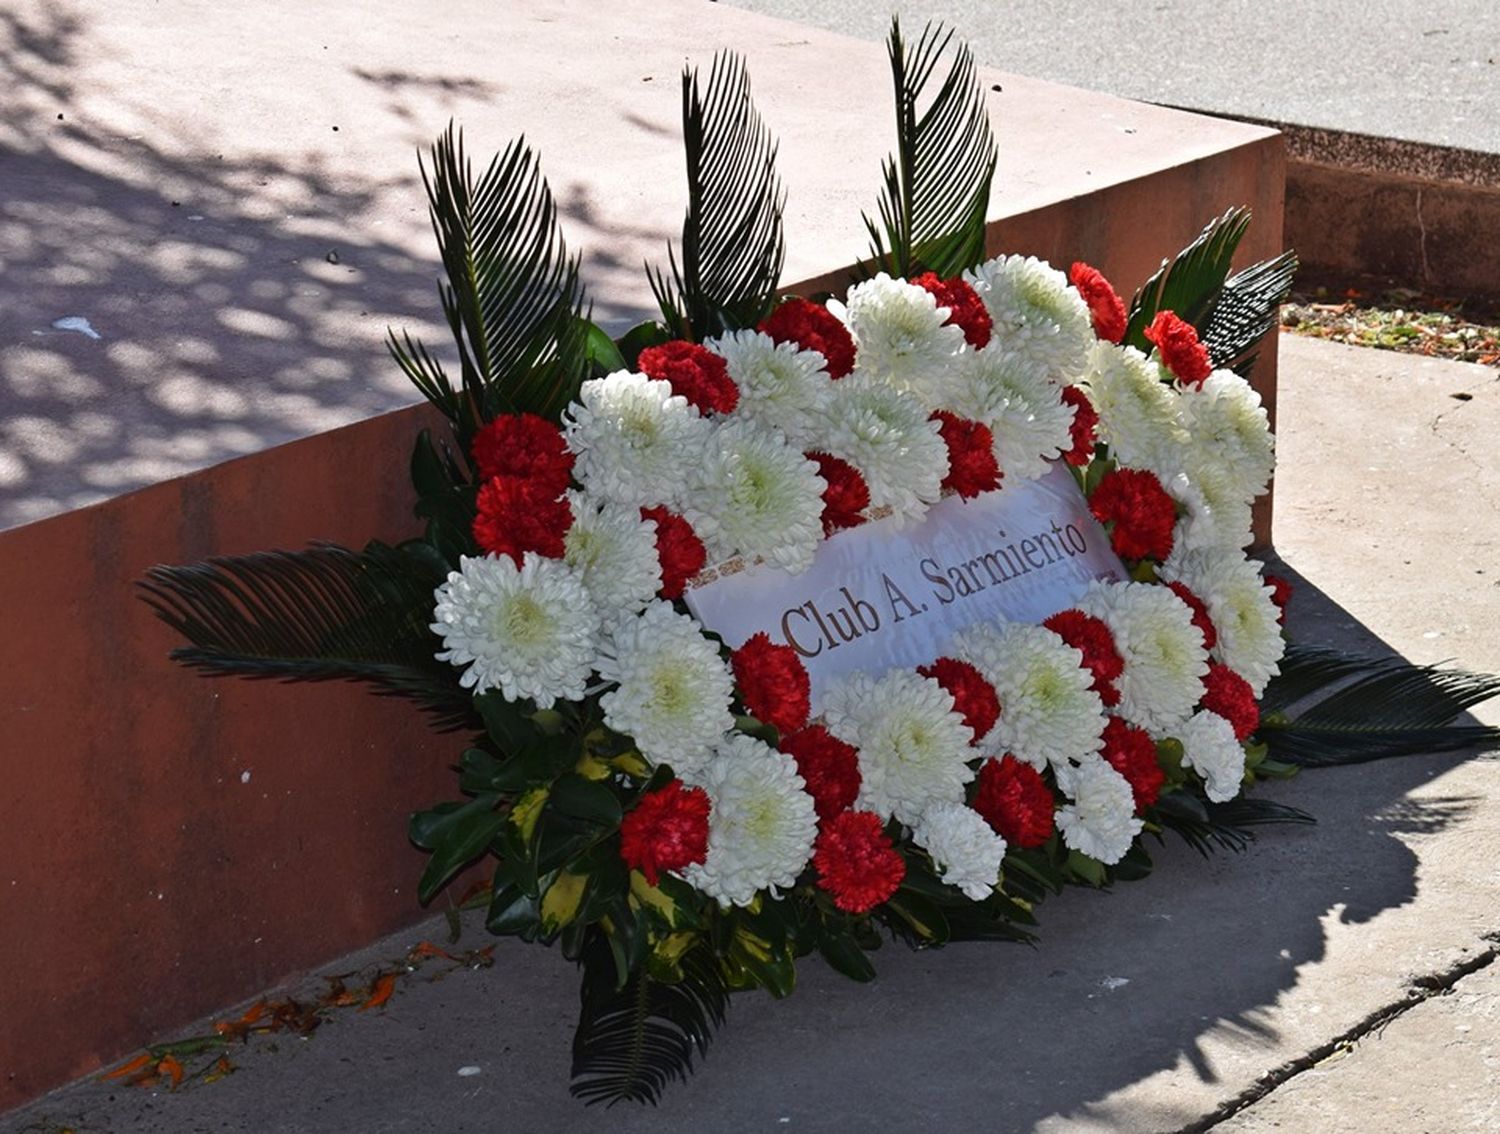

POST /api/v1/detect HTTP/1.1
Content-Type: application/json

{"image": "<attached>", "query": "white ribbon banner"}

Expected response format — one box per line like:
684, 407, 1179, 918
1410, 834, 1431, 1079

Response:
683, 462, 1127, 715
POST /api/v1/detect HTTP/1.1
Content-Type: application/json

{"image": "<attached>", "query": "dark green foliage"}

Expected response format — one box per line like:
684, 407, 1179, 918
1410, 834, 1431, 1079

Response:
1155, 792, 1315, 856
862, 18, 998, 281
1204, 250, 1298, 374
1124, 207, 1252, 349
649, 53, 785, 340
388, 124, 590, 446
1258, 644, 1500, 765
571, 931, 730, 1106
137, 541, 475, 730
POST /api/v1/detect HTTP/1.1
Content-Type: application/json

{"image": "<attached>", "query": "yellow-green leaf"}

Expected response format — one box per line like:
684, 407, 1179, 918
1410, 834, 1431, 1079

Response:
511, 786, 548, 842
540, 871, 589, 932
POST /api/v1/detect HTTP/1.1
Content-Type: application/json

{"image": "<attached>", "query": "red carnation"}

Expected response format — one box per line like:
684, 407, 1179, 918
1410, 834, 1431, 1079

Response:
732, 632, 811, 735
912, 271, 993, 348
759, 297, 857, 379
1042, 609, 1123, 708
473, 477, 573, 564
1144, 310, 1212, 387
1069, 262, 1127, 344
916, 657, 1000, 743
471, 412, 574, 494
1060, 384, 1098, 467
931, 411, 1002, 499
806, 451, 870, 535
781, 725, 861, 822
1201, 663, 1260, 741
1264, 573, 1293, 625
1089, 466, 1177, 562
813, 809, 906, 913
971, 756, 1055, 848
619, 779, 711, 885
640, 505, 707, 600
637, 340, 739, 416
1166, 580, 1218, 651
1099, 716, 1164, 813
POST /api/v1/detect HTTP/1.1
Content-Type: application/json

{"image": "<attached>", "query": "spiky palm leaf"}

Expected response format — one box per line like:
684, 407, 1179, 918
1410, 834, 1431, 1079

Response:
388, 125, 589, 446
1258, 644, 1500, 766
1156, 793, 1315, 856
138, 541, 476, 730
648, 52, 785, 340
570, 932, 730, 1107
1203, 249, 1298, 375
861, 18, 998, 281
1123, 207, 1251, 350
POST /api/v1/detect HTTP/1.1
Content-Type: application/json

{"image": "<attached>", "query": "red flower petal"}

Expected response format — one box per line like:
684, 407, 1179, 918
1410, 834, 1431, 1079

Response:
931, 411, 1002, 499
971, 756, 1055, 848
1088, 467, 1177, 562
813, 809, 905, 913
1069, 262, 1127, 344
641, 505, 707, 600
1099, 716, 1164, 812
916, 657, 1000, 743
781, 725, 861, 822
637, 340, 739, 415
732, 632, 811, 735
619, 780, 711, 885
911, 271, 993, 348
758, 297, 857, 379
1144, 310, 1212, 387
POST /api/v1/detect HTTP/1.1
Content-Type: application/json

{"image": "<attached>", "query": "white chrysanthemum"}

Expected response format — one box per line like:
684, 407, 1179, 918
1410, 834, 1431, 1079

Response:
1078, 581, 1209, 734
964, 255, 1094, 382
709, 330, 833, 446
834, 273, 967, 400
1054, 753, 1143, 865
1161, 547, 1284, 695
1177, 368, 1275, 503
596, 601, 735, 777
1083, 341, 1190, 474
562, 491, 662, 614
952, 621, 1106, 769
431, 553, 599, 707
823, 669, 976, 825
943, 349, 1073, 481
563, 371, 710, 508
818, 372, 946, 525
1166, 457, 1255, 554
913, 799, 1007, 901
681, 421, 826, 574
1174, 709, 1248, 803
682, 734, 819, 908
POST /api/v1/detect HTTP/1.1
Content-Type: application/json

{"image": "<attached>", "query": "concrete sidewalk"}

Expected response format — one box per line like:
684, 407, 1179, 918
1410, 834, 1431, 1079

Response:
5, 332, 1497, 1134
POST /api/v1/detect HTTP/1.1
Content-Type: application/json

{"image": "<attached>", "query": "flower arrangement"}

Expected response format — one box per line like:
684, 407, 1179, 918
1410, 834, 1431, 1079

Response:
140, 21, 1500, 1106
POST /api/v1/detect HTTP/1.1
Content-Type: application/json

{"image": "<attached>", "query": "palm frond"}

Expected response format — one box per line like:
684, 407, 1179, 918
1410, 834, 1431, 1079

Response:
138, 541, 476, 730
1203, 250, 1298, 373
1155, 792, 1315, 856
570, 932, 729, 1107
391, 124, 589, 444
1258, 646, 1500, 766
1123, 207, 1251, 350
648, 52, 785, 340
861, 18, 998, 281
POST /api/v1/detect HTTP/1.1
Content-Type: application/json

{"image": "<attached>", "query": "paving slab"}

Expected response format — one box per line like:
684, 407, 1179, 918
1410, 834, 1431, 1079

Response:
723, 0, 1500, 154
5, 333, 1498, 1133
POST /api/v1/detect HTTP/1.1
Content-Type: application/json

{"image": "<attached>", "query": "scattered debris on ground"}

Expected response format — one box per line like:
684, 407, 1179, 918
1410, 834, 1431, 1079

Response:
1281, 274, 1500, 368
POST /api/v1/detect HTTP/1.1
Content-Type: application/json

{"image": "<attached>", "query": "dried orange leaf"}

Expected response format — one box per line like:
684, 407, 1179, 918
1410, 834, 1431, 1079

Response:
409, 941, 457, 962
158, 1054, 185, 1089
101, 1052, 154, 1081
360, 972, 397, 1011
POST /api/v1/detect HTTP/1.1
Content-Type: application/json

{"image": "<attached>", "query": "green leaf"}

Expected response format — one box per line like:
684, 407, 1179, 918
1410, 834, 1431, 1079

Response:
570, 930, 730, 1107
882, 891, 951, 947
817, 933, 878, 983
413, 793, 504, 903
457, 747, 531, 795
648, 51, 785, 339
1123, 206, 1252, 351
1203, 250, 1298, 371
389, 124, 590, 442
581, 318, 628, 376
550, 774, 624, 827
861, 18, 998, 280
487, 881, 542, 939
615, 320, 671, 369
1259, 644, 1500, 765
138, 541, 476, 730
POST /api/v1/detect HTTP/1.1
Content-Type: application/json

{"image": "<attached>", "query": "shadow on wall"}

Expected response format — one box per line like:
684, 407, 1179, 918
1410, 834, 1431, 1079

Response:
0, 5, 669, 531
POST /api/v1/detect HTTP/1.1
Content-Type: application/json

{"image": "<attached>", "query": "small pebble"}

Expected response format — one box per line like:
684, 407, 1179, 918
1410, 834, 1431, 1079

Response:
457, 1065, 482, 1077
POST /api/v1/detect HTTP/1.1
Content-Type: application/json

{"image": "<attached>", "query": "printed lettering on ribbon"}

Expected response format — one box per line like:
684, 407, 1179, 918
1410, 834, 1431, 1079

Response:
683, 462, 1127, 715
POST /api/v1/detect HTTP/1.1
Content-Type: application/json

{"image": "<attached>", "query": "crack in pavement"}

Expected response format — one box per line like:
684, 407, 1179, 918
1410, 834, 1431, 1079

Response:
1169, 932, 1500, 1134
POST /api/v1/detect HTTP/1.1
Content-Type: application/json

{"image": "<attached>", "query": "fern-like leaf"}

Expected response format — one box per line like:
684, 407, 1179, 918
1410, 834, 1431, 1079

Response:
389, 125, 589, 445
1156, 793, 1315, 856
861, 18, 998, 281
138, 541, 476, 730
570, 932, 729, 1107
1203, 250, 1299, 372
648, 53, 785, 340
1258, 645, 1500, 766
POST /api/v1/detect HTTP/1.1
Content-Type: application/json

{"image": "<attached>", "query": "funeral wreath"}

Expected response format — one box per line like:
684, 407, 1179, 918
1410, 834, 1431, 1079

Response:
140, 21, 1500, 1105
